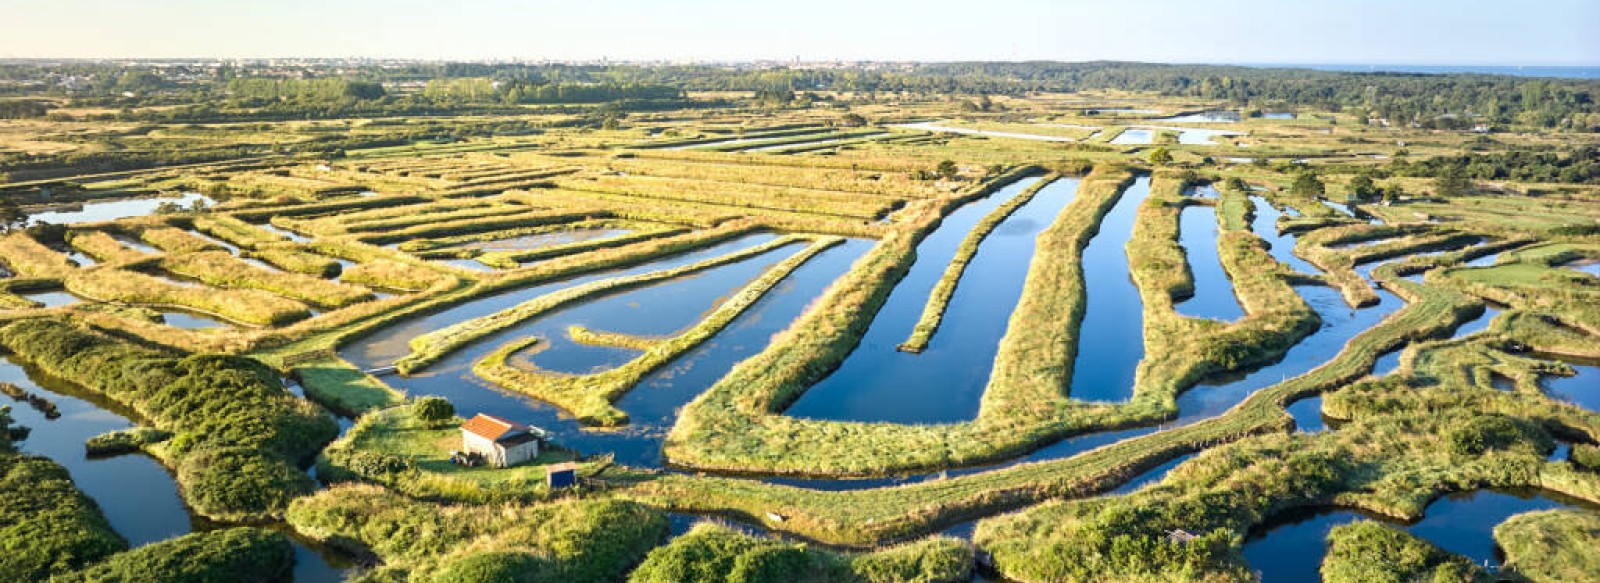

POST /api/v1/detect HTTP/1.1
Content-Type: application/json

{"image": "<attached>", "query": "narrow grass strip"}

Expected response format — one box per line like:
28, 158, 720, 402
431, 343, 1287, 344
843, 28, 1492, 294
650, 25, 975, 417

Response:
397, 235, 806, 374
161, 251, 374, 308
899, 174, 1059, 352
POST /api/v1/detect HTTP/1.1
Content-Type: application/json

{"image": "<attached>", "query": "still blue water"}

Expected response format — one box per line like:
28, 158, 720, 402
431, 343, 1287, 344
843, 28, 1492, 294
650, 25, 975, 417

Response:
1068, 176, 1152, 402
1242, 490, 1596, 582
786, 176, 1078, 423
1174, 193, 1244, 322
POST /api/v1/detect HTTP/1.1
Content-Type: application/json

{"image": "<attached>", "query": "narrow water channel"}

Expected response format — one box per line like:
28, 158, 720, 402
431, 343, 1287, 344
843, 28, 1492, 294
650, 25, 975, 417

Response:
1067, 175, 1151, 402
343, 233, 873, 467
785, 175, 1078, 423
1174, 189, 1244, 322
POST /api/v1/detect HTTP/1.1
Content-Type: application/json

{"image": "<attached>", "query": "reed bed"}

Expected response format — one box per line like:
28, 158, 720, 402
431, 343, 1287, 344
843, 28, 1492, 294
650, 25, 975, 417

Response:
64, 268, 311, 326
139, 226, 225, 254
565, 325, 663, 351
475, 226, 690, 269
242, 247, 343, 277
161, 251, 373, 308
339, 259, 448, 292
67, 230, 152, 264
0, 233, 79, 278
192, 214, 285, 248
556, 174, 889, 220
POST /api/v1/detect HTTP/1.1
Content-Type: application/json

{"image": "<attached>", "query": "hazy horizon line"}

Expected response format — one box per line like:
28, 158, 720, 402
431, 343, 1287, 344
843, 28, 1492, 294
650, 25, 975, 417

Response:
1, 56, 1596, 68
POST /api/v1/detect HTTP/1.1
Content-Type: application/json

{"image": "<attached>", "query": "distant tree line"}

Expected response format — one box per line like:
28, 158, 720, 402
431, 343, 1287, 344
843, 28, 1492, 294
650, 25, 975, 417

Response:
4, 61, 1593, 129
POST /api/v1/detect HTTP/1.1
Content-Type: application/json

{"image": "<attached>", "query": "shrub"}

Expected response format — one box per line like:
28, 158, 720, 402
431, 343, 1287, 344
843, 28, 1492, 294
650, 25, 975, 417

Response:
412, 396, 456, 427
0, 448, 125, 581
429, 551, 548, 583
51, 527, 294, 583
1445, 414, 1543, 457
84, 427, 173, 456
1571, 443, 1600, 470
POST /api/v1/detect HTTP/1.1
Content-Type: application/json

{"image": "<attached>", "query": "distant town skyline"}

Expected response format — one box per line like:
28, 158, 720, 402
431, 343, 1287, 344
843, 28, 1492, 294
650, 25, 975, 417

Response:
2, 0, 1596, 66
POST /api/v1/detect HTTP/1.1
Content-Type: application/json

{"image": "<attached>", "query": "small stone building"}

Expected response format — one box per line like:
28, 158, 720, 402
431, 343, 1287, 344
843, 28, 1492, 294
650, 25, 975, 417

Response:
460, 414, 542, 467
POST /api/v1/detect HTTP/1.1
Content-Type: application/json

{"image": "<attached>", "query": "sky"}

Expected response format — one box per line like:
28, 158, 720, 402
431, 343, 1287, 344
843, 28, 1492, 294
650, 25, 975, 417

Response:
1, 0, 1596, 65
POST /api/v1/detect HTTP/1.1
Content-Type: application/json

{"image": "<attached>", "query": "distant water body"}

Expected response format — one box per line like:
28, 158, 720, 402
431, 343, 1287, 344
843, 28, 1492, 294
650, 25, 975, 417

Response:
1240, 63, 1600, 79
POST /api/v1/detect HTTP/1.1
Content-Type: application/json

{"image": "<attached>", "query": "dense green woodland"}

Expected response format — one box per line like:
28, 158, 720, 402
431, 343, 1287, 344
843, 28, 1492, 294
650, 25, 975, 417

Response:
3, 61, 1595, 129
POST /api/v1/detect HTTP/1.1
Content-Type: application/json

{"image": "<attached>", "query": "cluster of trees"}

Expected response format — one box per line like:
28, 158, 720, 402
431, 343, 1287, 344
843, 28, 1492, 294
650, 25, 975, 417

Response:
0, 100, 49, 119
1388, 147, 1600, 184
228, 77, 385, 102
423, 77, 681, 105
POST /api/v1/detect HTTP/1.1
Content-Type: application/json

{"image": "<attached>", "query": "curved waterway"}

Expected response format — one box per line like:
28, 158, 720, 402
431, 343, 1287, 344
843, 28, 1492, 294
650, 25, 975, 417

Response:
1242, 489, 1598, 582
1248, 195, 1319, 274
785, 176, 1078, 423
0, 358, 351, 582
1068, 175, 1151, 402
342, 233, 873, 467
765, 195, 1403, 491
1175, 186, 1244, 322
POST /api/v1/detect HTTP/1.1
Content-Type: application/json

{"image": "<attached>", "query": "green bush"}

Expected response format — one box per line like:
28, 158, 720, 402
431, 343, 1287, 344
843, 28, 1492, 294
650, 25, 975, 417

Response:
176, 447, 317, 520
1445, 414, 1545, 457
429, 551, 548, 583
629, 523, 971, 583
0, 439, 125, 581
1571, 443, 1600, 470
1321, 521, 1484, 583
51, 527, 293, 583
84, 427, 173, 456
413, 396, 456, 427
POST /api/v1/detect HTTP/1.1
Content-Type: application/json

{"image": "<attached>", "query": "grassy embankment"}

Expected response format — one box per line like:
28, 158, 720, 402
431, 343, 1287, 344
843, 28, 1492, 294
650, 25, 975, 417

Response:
243, 246, 342, 277
63, 268, 312, 326
289, 483, 667, 583
1494, 510, 1600, 583
474, 236, 842, 425
660, 167, 1321, 478
475, 224, 693, 269
0, 319, 338, 521
1320, 521, 1486, 582
566, 325, 663, 351
66, 230, 154, 265
1438, 242, 1600, 334
161, 251, 374, 308
191, 213, 287, 248
255, 222, 772, 412
630, 523, 972, 583
898, 174, 1059, 353
0, 406, 125, 581
974, 366, 1599, 582
397, 235, 806, 375
606, 258, 1487, 547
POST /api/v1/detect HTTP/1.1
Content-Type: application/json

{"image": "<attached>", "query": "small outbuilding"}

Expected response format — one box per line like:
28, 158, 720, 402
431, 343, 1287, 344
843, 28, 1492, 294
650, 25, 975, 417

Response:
546, 461, 577, 489
460, 414, 544, 468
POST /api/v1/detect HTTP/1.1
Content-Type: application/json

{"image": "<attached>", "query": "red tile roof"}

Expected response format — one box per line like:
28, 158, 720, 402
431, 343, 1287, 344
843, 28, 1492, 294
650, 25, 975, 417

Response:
460, 414, 528, 441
